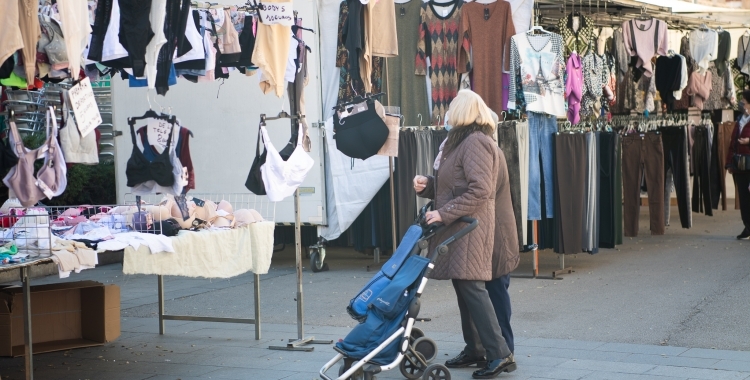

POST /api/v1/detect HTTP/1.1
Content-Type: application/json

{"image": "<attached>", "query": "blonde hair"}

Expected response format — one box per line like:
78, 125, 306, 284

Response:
447, 90, 496, 129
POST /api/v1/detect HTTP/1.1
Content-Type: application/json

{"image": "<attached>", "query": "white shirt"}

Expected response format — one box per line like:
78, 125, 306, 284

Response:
689, 29, 718, 72
674, 54, 688, 101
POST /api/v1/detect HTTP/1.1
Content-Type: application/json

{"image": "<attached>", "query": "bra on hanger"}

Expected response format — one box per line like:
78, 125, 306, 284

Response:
126, 118, 176, 188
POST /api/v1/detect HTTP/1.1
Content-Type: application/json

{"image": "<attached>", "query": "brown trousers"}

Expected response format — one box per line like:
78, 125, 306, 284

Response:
622, 132, 665, 237
718, 121, 740, 210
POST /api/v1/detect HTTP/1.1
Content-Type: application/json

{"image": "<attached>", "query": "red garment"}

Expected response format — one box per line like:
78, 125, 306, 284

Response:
726, 119, 750, 165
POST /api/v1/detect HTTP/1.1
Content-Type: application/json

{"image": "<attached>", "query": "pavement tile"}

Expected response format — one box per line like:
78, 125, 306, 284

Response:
206, 367, 298, 379
558, 358, 656, 374
581, 372, 689, 380
517, 365, 595, 380
619, 354, 720, 369
680, 348, 750, 363
712, 360, 750, 373
646, 365, 750, 380
596, 343, 690, 356
519, 338, 608, 351
532, 347, 632, 362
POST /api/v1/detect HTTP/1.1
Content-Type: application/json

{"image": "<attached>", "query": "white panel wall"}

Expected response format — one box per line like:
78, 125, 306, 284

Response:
111, 0, 327, 224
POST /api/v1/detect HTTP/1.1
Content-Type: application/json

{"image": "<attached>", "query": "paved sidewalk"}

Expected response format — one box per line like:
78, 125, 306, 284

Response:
2, 317, 750, 380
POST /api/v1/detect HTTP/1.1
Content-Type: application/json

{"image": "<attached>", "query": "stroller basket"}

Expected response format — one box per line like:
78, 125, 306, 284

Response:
347, 225, 424, 322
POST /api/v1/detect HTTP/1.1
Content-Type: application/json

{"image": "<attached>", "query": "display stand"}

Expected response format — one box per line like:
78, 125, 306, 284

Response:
511, 221, 573, 280
157, 273, 262, 339
269, 188, 333, 351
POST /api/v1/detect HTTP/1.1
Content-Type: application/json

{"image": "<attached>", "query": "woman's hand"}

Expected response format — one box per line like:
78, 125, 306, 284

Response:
425, 210, 442, 225
413, 175, 428, 193
740, 137, 750, 145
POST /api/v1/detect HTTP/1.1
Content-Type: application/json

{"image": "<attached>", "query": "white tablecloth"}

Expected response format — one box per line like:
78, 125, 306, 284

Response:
122, 222, 275, 278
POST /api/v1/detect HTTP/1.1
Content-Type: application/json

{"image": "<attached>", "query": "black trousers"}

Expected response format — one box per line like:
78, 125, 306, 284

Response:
486, 275, 514, 353
395, 131, 418, 242
661, 127, 691, 228
452, 280, 512, 361
599, 132, 617, 248
692, 127, 713, 216
497, 122, 523, 249
734, 172, 750, 233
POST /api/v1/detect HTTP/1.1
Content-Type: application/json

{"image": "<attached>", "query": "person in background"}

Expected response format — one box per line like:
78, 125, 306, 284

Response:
726, 90, 750, 240
414, 90, 516, 379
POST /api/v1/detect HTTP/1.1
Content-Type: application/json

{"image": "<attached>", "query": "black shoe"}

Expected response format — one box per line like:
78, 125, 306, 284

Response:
737, 230, 750, 240
445, 351, 487, 368
472, 354, 517, 379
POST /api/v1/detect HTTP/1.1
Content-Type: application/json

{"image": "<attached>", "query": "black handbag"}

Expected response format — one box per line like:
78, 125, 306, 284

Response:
333, 99, 389, 160
245, 126, 267, 195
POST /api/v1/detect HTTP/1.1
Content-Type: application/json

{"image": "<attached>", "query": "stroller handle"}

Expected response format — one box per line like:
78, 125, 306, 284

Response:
430, 216, 478, 261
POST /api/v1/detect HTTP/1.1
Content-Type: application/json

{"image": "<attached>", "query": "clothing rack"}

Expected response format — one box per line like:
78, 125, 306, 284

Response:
263, 111, 333, 352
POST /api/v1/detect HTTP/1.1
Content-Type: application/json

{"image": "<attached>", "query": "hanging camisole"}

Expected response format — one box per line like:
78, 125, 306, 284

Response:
126, 119, 175, 187
260, 122, 314, 202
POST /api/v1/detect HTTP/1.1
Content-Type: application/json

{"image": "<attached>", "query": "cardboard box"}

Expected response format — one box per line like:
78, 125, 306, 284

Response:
0, 281, 120, 357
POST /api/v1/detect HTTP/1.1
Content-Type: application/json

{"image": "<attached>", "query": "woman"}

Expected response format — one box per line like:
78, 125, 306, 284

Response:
726, 90, 750, 240
413, 90, 516, 379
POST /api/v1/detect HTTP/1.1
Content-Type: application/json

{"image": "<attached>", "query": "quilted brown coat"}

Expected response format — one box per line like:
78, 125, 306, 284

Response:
417, 132, 500, 281
492, 147, 520, 277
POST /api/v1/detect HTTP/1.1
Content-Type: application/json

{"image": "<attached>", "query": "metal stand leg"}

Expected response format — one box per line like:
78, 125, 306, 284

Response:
269, 189, 332, 352
158, 275, 165, 335
22, 267, 33, 380
533, 221, 539, 278
254, 273, 261, 340
552, 254, 574, 279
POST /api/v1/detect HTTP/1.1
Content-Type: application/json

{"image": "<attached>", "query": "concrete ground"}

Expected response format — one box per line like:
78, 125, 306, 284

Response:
1, 206, 749, 379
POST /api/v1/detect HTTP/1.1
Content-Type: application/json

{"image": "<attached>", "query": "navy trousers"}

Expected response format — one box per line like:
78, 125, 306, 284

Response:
486, 275, 514, 353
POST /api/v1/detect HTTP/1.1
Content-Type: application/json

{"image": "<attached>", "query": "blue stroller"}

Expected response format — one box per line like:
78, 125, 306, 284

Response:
319, 203, 478, 380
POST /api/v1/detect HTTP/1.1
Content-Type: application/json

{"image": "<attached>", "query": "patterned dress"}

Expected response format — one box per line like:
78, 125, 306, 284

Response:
702, 63, 726, 111
731, 58, 748, 111
580, 52, 606, 119
416, 0, 462, 125
336, 0, 383, 103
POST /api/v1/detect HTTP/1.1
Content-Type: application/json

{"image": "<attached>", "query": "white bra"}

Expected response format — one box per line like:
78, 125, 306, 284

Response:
260, 122, 314, 202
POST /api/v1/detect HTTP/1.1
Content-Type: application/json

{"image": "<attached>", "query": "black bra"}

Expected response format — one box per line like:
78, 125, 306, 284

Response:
126, 121, 175, 187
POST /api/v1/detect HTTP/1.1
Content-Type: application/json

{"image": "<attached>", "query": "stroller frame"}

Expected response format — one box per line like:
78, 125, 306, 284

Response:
319, 207, 478, 380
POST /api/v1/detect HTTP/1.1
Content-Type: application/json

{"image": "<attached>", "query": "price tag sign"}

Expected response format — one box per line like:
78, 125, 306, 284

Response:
146, 119, 175, 153
259, 2, 294, 26
67, 77, 102, 138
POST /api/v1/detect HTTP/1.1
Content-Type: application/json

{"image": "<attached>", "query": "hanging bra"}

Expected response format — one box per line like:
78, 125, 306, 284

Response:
39, 17, 68, 69
126, 119, 176, 188
3, 107, 68, 207
260, 121, 314, 202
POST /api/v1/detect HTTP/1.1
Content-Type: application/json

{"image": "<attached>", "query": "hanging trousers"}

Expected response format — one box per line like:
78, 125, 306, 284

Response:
718, 121, 740, 210
599, 132, 617, 248
497, 122, 523, 249
582, 132, 599, 253
486, 275, 514, 353
527, 112, 557, 220
452, 279, 512, 361
614, 135, 623, 245
622, 132, 665, 237
733, 172, 750, 233
415, 130, 433, 212
396, 130, 418, 242
692, 127, 713, 216
516, 121, 530, 245
554, 133, 587, 253
660, 127, 692, 228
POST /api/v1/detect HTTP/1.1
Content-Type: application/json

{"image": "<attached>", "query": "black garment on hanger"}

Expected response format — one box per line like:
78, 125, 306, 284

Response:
126, 121, 175, 187
88, 0, 114, 61
175, 11, 205, 71
342, 0, 364, 81
156, 0, 191, 95
333, 99, 389, 160
118, 0, 154, 78
655, 55, 683, 112
237, 15, 257, 67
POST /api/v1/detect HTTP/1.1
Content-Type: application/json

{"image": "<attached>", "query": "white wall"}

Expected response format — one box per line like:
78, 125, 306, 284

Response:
112, 0, 327, 224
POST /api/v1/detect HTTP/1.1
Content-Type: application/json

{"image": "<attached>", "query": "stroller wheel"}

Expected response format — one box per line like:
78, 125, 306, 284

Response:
410, 327, 425, 342
412, 337, 438, 362
399, 351, 427, 379
422, 364, 451, 380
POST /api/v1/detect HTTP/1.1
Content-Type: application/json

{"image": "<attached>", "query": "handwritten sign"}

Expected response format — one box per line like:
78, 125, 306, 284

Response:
146, 119, 175, 153
67, 77, 102, 138
259, 2, 294, 26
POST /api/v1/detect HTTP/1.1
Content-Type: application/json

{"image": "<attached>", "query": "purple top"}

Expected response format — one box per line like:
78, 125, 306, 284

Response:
565, 52, 583, 124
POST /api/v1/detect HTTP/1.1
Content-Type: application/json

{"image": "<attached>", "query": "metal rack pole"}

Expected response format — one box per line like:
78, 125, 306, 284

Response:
22, 266, 33, 380
269, 189, 332, 351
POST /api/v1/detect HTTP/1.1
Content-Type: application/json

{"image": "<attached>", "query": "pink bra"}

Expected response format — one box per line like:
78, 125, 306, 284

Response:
3, 107, 68, 207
